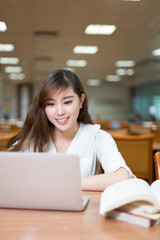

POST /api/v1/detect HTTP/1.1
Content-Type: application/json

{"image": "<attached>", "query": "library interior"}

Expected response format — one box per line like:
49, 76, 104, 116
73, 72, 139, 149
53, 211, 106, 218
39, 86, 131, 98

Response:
0, 0, 160, 239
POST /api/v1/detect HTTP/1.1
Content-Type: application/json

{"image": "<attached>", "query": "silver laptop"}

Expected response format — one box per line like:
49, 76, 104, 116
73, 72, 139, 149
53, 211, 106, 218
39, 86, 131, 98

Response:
0, 152, 90, 211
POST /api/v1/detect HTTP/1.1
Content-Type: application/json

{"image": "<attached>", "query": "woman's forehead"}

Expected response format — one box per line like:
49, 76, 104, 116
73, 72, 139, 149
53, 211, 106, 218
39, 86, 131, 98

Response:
48, 86, 76, 98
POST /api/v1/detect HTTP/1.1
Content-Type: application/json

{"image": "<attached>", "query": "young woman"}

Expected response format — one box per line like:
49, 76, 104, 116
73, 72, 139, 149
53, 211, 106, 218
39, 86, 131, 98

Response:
7, 69, 134, 191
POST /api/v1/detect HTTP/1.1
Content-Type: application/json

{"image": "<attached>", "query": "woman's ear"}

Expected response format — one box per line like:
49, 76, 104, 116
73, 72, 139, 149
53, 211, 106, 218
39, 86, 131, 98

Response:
80, 93, 85, 109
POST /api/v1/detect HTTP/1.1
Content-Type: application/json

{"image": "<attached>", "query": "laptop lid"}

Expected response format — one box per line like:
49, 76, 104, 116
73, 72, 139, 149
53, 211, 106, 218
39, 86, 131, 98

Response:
0, 152, 90, 211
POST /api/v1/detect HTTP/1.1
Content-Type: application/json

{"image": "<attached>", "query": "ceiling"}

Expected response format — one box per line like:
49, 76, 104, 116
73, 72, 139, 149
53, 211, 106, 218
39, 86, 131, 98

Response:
1, 0, 160, 88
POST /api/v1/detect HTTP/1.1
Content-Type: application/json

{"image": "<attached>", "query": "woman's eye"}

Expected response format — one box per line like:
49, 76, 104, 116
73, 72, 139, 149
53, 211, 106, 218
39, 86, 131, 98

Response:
46, 102, 55, 106
64, 100, 72, 105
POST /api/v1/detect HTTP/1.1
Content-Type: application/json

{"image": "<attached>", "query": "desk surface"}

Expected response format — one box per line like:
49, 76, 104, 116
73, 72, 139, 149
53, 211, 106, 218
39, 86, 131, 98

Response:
0, 192, 160, 240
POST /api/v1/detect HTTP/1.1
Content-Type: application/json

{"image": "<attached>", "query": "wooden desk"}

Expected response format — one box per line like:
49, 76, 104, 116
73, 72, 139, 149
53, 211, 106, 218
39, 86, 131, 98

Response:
0, 192, 160, 240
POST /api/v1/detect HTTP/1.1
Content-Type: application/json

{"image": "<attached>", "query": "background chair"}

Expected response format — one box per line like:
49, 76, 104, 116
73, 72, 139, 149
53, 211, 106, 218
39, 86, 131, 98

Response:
113, 133, 154, 184
0, 129, 20, 151
128, 124, 152, 135
0, 131, 16, 151
154, 152, 160, 179
0, 121, 22, 151
94, 120, 129, 131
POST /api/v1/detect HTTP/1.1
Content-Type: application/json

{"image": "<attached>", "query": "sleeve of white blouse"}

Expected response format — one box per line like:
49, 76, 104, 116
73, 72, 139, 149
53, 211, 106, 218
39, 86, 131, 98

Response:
95, 129, 135, 178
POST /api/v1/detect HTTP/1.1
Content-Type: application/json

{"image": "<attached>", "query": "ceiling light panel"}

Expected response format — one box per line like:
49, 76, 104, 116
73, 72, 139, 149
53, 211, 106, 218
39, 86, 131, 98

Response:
73, 46, 98, 54
105, 75, 121, 82
0, 44, 14, 52
115, 60, 135, 67
152, 49, 160, 56
116, 68, 135, 76
9, 73, 25, 80
0, 57, 19, 64
86, 79, 101, 86
84, 24, 116, 35
66, 60, 87, 67
0, 22, 7, 32
127, 69, 135, 76
5, 66, 22, 73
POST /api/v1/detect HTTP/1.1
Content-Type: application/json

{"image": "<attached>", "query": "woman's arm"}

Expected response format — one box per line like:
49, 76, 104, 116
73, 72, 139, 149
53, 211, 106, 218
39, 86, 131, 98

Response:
81, 167, 130, 191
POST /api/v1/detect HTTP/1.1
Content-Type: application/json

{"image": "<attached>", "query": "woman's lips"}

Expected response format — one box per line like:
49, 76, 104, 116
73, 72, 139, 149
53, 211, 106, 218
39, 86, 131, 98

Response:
56, 117, 69, 125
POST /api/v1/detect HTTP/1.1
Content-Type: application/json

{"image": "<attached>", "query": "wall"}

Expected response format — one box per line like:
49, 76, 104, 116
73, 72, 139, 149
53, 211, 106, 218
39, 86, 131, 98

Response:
131, 77, 160, 121
85, 83, 130, 120
2, 82, 18, 119
2, 82, 33, 121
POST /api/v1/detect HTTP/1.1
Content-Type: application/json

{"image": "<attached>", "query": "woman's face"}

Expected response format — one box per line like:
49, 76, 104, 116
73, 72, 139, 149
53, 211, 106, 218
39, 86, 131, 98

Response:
45, 86, 85, 133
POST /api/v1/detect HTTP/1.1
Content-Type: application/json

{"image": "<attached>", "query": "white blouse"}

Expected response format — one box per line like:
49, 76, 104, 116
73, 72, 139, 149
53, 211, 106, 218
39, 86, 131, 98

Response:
26, 123, 133, 178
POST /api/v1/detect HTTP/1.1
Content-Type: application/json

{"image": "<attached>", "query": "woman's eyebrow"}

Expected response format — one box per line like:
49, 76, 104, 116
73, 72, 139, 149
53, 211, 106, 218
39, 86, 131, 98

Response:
46, 98, 54, 101
63, 95, 74, 100
46, 96, 74, 101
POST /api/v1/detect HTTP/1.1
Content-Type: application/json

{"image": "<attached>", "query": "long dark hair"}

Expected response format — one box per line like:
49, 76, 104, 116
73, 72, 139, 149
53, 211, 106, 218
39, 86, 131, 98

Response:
7, 69, 93, 152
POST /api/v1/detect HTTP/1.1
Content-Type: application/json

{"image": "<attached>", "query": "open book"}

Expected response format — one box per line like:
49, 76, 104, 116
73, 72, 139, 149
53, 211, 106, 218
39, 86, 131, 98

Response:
99, 178, 160, 218
106, 202, 160, 228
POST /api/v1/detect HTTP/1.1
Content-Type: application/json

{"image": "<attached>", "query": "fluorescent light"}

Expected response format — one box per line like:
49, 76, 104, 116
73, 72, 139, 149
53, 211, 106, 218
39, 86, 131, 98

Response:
73, 46, 98, 54
9, 73, 25, 80
86, 79, 101, 86
0, 44, 14, 52
0, 57, 19, 64
66, 60, 87, 67
116, 68, 135, 76
115, 60, 135, 67
127, 69, 135, 76
85, 24, 116, 35
0, 22, 7, 32
116, 69, 126, 76
152, 49, 160, 56
5, 66, 22, 73
105, 75, 121, 82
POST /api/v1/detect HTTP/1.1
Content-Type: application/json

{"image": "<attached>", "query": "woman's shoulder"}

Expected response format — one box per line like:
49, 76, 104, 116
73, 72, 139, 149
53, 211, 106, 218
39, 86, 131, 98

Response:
80, 122, 112, 134
79, 122, 111, 137
79, 122, 113, 144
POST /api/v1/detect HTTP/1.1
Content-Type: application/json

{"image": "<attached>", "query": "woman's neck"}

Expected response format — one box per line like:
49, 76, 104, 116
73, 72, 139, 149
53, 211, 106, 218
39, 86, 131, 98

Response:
52, 122, 80, 153
54, 122, 79, 139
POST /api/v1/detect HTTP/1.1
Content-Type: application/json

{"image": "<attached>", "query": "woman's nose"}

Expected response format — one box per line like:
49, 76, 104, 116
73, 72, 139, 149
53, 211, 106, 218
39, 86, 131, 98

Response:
57, 104, 65, 115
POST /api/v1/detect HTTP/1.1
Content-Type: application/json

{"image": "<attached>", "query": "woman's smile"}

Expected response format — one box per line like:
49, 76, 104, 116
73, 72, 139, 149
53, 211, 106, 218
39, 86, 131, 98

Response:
56, 117, 70, 125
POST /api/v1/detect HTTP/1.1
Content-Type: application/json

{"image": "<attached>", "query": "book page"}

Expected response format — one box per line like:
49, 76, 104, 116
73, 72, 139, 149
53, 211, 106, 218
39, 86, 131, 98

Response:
99, 178, 160, 215
151, 180, 160, 205
119, 201, 160, 214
